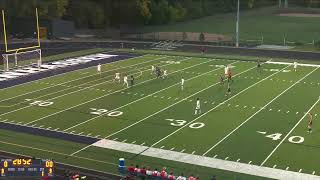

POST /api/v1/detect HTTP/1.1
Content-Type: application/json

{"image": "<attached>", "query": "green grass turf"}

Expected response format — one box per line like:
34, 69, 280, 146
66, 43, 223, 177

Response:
0, 52, 319, 179
140, 7, 320, 45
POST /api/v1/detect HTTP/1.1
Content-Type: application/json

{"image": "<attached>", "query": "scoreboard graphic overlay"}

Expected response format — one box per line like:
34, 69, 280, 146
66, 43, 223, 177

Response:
0, 159, 54, 177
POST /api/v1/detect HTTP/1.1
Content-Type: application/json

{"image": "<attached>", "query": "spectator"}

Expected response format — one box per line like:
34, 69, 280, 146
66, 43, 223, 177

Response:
195, 175, 200, 180
177, 173, 186, 180
146, 167, 152, 176
188, 174, 195, 180
127, 164, 135, 175
152, 168, 159, 177
134, 165, 140, 174
210, 175, 217, 180
160, 167, 168, 179
140, 166, 146, 176
168, 172, 176, 180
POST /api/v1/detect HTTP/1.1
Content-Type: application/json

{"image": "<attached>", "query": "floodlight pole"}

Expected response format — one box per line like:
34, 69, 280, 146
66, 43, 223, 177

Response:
236, 0, 240, 48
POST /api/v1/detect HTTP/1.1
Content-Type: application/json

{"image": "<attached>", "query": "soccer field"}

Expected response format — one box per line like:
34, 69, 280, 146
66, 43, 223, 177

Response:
0, 53, 320, 179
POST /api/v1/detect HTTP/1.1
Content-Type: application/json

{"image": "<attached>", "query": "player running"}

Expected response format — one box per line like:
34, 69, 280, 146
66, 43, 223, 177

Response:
257, 60, 261, 72
225, 83, 231, 96
181, 77, 185, 91
308, 112, 313, 133
123, 75, 129, 88
293, 62, 298, 72
220, 74, 224, 85
151, 65, 155, 75
227, 68, 233, 83
162, 70, 168, 79
97, 63, 102, 76
224, 65, 229, 77
194, 98, 201, 115
113, 72, 121, 83
130, 75, 134, 87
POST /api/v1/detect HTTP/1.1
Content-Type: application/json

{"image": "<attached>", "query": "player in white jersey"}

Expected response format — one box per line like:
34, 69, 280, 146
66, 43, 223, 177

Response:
113, 72, 121, 83
97, 63, 101, 76
194, 98, 201, 115
151, 65, 155, 75
293, 62, 298, 72
163, 70, 167, 79
123, 75, 129, 88
181, 77, 185, 91
224, 65, 229, 77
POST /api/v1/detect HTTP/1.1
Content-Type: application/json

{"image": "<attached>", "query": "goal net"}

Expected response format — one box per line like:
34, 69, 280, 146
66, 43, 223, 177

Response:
2, 49, 42, 71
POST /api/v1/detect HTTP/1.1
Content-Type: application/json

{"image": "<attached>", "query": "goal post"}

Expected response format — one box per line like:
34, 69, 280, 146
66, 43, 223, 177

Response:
2, 8, 41, 53
2, 49, 42, 71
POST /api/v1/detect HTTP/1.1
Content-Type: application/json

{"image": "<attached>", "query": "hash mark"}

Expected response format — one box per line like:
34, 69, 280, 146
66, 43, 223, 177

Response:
141, 142, 146, 146
160, 146, 165, 149
170, 147, 175, 151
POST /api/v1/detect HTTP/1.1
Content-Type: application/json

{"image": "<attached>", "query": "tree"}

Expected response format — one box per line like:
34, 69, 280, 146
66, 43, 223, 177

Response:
137, 0, 152, 24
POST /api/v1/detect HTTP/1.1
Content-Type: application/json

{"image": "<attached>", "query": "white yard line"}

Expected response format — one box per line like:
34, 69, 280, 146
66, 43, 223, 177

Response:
150, 65, 292, 151
203, 67, 319, 156
64, 59, 220, 131
261, 96, 320, 166
0, 54, 162, 103
1, 56, 187, 118
0, 60, 165, 108
70, 61, 256, 156
24, 57, 200, 126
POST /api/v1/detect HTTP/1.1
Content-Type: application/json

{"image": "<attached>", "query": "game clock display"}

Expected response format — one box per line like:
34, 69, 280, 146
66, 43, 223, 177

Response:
0, 159, 54, 177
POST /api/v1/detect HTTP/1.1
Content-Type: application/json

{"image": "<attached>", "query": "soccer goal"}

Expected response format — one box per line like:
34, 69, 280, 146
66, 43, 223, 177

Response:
2, 49, 42, 71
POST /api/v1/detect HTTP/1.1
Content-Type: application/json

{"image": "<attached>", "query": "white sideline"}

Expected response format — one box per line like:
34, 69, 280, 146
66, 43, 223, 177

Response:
203, 67, 320, 156
261, 96, 320, 166
70, 61, 255, 156
63, 59, 222, 131
1, 56, 188, 118
92, 139, 320, 180
0, 55, 167, 103
266, 61, 320, 68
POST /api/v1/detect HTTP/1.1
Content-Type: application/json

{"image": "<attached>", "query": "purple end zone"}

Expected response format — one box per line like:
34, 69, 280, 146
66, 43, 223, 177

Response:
0, 122, 100, 145
0, 52, 142, 89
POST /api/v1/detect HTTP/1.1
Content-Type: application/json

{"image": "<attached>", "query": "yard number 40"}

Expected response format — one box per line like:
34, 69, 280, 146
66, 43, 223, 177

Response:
266, 133, 304, 144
